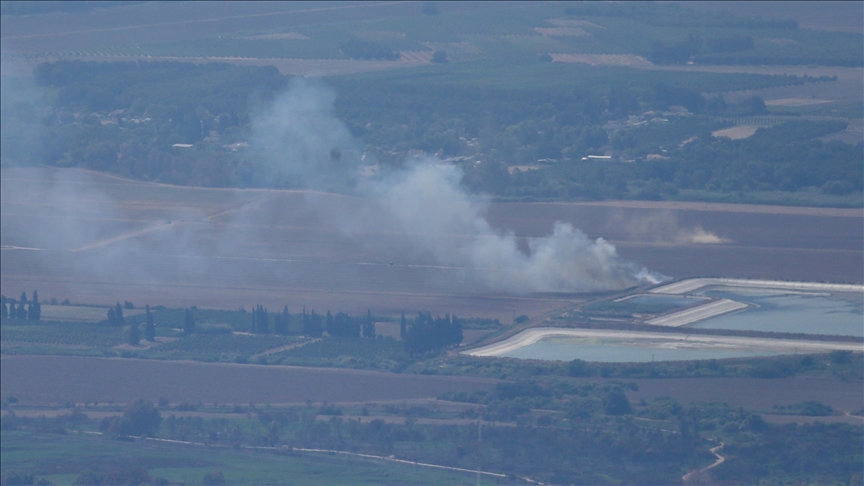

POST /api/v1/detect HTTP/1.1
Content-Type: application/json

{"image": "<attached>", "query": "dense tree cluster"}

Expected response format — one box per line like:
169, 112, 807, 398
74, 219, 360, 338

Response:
0, 292, 42, 321
99, 399, 162, 437
273, 306, 291, 336
7, 59, 857, 206
403, 312, 463, 355
250, 304, 269, 334
106, 302, 125, 326
301, 308, 324, 338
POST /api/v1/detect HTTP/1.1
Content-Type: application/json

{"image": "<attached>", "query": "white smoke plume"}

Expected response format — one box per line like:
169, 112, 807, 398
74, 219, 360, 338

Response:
254, 81, 664, 293
1, 70, 664, 302
250, 78, 361, 190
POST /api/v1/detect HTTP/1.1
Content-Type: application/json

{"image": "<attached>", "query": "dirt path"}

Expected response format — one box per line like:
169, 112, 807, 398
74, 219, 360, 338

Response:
71, 221, 176, 252
682, 442, 725, 483
248, 339, 319, 360
132, 435, 545, 485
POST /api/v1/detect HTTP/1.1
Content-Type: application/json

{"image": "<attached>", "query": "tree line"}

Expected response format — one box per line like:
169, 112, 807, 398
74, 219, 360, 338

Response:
0, 291, 42, 321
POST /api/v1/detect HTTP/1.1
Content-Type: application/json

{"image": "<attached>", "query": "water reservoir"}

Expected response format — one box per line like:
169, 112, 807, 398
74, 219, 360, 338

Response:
691, 287, 863, 338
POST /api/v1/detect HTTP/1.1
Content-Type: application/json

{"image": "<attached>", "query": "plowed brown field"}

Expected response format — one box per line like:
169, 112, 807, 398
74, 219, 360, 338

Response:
2, 168, 861, 320
0, 355, 497, 404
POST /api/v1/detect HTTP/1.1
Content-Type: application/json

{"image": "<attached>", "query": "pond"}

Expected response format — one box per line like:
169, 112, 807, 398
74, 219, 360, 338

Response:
584, 294, 707, 316
691, 287, 863, 338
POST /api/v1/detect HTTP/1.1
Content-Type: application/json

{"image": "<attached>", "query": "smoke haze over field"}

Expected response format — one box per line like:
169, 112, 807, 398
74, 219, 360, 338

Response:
253, 81, 663, 292
250, 78, 362, 190
1, 72, 664, 298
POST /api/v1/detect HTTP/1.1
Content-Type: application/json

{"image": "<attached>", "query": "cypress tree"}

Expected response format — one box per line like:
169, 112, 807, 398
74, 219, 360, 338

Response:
115, 303, 124, 324
144, 305, 156, 342
282, 306, 290, 335
400, 312, 407, 339
183, 308, 195, 336
127, 318, 141, 345
17, 300, 26, 320
254, 304, 269, 334
363, 309, 376, 339
274, 306, 290, 336
0, 296, 7, 320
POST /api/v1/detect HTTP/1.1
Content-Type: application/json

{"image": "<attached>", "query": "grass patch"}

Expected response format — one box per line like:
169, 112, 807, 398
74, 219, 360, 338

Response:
143, 334, 306, 363
1, 320, 126, 348
271, 337, 412, 372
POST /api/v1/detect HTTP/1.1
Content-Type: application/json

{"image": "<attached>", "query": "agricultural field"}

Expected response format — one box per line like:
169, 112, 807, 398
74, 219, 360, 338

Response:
1, 429, 489, 486
3, 168, 861, 321
0, 355, 497, 405
2, 3, 862, 484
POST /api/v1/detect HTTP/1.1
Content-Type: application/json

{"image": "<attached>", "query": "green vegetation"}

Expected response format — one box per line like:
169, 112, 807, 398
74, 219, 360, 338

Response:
4, 58, 856, 206
579, 299, 686, 317
3, 298, 862, 382
144, 334, 306, 363
3, 0, 861, 208
1, 321, 126, 350
2, 294, 863, 485
3, 386, 862, 485
0, 429, 480, 485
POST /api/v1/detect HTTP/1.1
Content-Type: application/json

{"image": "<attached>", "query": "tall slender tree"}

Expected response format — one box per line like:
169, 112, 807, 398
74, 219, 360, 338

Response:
183, 308, 195, 336
144, 305, 156, 342
111, 302, 125, 326
363, 310, 376, 339
127, 318, 141, 345
27, 291, 41, 321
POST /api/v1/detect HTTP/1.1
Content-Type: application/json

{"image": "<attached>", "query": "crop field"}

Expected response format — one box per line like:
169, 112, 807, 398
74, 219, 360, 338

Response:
0, 355, 497, 405
1, 430, 486, 486
1, 322, 126, 350
550, 54, 652, 66
2, 168, 861, 323
622, 376, 864, 413
37, 305, 143, 322
146, 334, 308, 362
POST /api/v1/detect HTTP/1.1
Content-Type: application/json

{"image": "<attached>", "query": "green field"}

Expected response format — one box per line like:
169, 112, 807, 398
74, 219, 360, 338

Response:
0, 430, 488, 486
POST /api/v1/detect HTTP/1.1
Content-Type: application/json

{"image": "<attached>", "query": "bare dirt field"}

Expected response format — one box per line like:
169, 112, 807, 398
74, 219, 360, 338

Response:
620, 376, 864, 413
0, 1, 516, 54
2, 168, 861, 320
712, 126, 758, 140
0, 355, 497, 405
9, 55, 427, 77
550, 54, 652, 67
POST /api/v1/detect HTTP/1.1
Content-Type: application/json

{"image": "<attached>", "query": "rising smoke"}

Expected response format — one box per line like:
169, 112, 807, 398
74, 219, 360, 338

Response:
1, 70, 664, 299
251, 81, 664, 293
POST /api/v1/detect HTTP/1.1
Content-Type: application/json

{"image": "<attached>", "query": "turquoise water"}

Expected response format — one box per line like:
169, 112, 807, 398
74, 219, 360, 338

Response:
692, 288, 863, 338
501, 336, 785, 362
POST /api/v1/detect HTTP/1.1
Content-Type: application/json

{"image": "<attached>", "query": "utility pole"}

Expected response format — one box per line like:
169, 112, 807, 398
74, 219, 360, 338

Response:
476, 419, 482, 486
